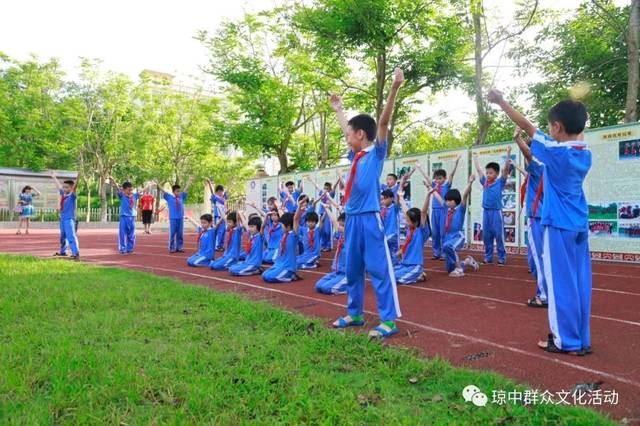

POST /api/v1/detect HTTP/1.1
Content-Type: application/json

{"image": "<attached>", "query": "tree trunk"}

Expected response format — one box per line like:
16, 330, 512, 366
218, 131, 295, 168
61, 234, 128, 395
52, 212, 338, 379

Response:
375, 52, 387, 123
277, 141, 289, 173
472, 0, 490, 145
85, 181, 91, 223
319, 112, 328, 168
625, 0, 640, 123
98, 177, 107, 222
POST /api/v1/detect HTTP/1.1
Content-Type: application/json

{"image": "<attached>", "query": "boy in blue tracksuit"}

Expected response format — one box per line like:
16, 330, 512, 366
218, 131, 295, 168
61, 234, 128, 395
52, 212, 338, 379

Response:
206, 179, 228, 251
317, 182, 336, 251
280, 181, 301, 213
513, 128, 548, 308
315, 211, 348, 295
328, 67, 404, 339
432, 176, 479, 277
295, 201, 321, 269
50, 171, 80, 260
262, 210, 284, 263
262, 212, 301, 283
380, 189, 400, 265
113, 179, 147, 255
473, 147, 512, 266
185, 214, 216, 267
416, 158, 461, 261
230, 214, 264, 276
161, 178, 192, 253
394, 184, 431, 284
210, 211, 243, 271
489, 89, 592, 356
380, 173, 399, 198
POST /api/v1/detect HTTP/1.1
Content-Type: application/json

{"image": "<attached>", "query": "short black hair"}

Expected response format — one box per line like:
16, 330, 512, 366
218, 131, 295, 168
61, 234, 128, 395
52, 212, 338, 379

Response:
268, 209, 280, 217
248, 216, 262, 231
433, 169, 447, 179
215, 184, 224, 192
306, 212, 319, 224
172, 184, 181, 191
323, 182, 332, 189
485, 162, 500, 173
280, 212, 294, 228
267, 196, 277, 203
347, 113, 376, 141
381, 189, 395, 199
63, 180, 75, 186
444, 189, 462, 205
122, 181, 133, 189
407, 207, 421, 227
387, 173, 398, 180
337, 212, 346, 222
298, 194, 309, 204
548, 100, 588, 134
200, 213, 213, 223
21, 185, 32, 193
248, 213, 258, 220
226, 211, 237, 223
285, 181, 295, 187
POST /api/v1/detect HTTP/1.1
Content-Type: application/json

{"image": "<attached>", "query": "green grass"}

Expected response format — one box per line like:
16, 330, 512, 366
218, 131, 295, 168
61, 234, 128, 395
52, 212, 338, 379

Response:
0, 255, 612, 425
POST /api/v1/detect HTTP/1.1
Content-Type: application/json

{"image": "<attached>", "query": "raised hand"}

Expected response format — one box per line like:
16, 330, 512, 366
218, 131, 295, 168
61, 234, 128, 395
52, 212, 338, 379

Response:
392, 67, 405, 87
487, 88, 504, 104
469, 174, 476, 183
329, 94, 342, 111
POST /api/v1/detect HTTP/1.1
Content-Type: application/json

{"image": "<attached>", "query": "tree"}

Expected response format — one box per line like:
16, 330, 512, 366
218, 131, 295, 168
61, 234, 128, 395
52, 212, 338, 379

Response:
197, 10, 324, 173
0, 53, 79, 170
295, 0, 473, 154
516, 1, 637, 127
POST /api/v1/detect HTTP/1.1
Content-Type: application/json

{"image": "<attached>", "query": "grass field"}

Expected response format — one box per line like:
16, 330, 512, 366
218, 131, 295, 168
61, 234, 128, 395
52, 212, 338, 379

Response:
0, 255, 612, 424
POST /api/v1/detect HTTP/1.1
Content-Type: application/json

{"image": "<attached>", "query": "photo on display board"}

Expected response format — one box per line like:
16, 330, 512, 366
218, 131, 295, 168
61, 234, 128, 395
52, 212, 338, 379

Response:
505, 227, 516, 243
397, 166, 412, 200
502, 194, 516, 210
619, 224, 640, 238
502, 210, 516, 226
618, 202, 640, 220
619, 139, 640, 160
589, 220, 618, 236
589, 202, 618, 220
504, 180, 516, 193
473, 222, 483, 241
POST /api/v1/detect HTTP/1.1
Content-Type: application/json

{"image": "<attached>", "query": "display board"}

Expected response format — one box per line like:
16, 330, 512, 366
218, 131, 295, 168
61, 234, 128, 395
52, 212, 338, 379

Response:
244, 178, 262, 208
295, 171, 318, 199
260, 176, 279, 209
394, 154, 429, 207
469, 143, 521, 253
584, 123, 640, 261
429, 149, 470, 241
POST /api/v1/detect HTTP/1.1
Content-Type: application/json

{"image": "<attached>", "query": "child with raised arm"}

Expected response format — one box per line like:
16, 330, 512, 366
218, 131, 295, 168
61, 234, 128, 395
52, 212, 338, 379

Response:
50, 171, 80, 260
328, 68, 404, 339
262, 212, 300, 283
472, 147, 512, 266
280, 181, 301, 213
416, 157, 461, 260
513, 127, 548, 308
111, 178, 149, 255
488, 89, 592, 356
394, 183, 431, 284
15, 185, 40, 235
209, 211, 243, 271
206, 179, 228, 251
160, 177, 192, 253
380, 189, 400, 265
432, 175, 479, 277
310, 179, 336, 252
294, 197, 321, 269
315, 210, 348, 295
229, 213, 264, 276
185, 214, 216, 267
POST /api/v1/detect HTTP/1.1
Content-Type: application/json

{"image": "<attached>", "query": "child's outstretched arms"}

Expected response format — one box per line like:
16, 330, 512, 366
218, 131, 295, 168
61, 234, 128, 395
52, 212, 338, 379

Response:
330, 94, 349, 141
513, 127, 533, 162
185, 216, 199, 229
247, 202, 267, 218
487, 89, 536, 138
421, 181, 434, 226
502, 146, 512, 180
415, 164, 433, 186
377, 67, 404, 144
293, 198, 306, 233
183, 176, 194, 193
449, 155, 461, 184
49, 171, 63, 191
472, 152, 484, 180
462, 175, 475, 206
397, 186, 409, 214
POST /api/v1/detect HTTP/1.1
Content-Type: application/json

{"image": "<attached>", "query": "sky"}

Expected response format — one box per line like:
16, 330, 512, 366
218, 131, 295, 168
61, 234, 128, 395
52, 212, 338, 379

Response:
0, 0, 626, 124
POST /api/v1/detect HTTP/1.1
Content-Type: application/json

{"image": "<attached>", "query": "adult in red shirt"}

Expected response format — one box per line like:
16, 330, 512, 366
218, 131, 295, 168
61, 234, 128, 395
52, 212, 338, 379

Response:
139, 190, 156, 234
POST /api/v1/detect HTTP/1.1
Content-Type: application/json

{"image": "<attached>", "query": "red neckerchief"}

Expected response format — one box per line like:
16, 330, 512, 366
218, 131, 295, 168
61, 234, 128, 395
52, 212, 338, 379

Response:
334, 234, 344, 272
126, 193, 134, 208
402, 227, 415, 255
307, 228, 314, 249
175, 194, 180, 211
445, 208, 455, 233
197, 229, 205, 243
269, 223, 280, 239
280, 231, 289, 256
381, 206, 388, 220
59, 193, 66, 211
483, 178, 496, 189
520, 174, 528, 210
246, 234, 254, 255
343, 150, 367, 204
435, 182, 442, 195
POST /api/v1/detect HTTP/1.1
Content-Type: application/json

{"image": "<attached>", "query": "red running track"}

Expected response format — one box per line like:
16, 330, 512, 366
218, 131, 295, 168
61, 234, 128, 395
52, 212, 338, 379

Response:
2, 229, 639, 422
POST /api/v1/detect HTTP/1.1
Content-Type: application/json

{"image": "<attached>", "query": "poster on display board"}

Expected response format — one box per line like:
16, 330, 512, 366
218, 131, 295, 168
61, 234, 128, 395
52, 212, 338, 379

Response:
260, 176, 279, 210
428, 149, 469, 240
583, 123, 640, 261
244, 178, 262, 209
295, 171, 318, 199
393, 154, 429, 206
469, 143, 521, 253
